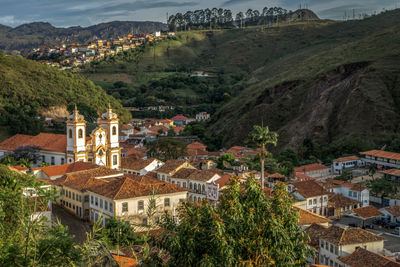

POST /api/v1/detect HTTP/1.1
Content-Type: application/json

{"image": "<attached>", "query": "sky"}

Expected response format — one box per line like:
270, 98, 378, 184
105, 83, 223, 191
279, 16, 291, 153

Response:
0, 0, 398, 27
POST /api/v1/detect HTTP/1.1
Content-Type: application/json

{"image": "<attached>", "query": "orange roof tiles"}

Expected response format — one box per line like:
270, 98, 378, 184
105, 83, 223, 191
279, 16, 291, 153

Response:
380, 168, 400, 177
173, 126, 184, 134
120, 124, 134, 130
171, 168, 197, 179
267, 173, 286, 179
290, 180, 327, 198
305, 223, 329, 248
295, 207, 332, 226
121, 158, 159, 171
112, 254, 137, 267
187, 169, 222, 182
0, 133, 67, 152
294, 163, 329, 173
33, 162, 96, 177
339, 247, 400, 267
187, 142, 207, 151
295, 172, 315, 181
382, 206, 400, 217
215, 174, 232, 188
333, 155, 359, 162
353, 206, 384, 219
325, 179, 367, 191
321, 225, 385, 246
157, 160, 189, 174
360, 150, 400, 161
328, 193, 360, 208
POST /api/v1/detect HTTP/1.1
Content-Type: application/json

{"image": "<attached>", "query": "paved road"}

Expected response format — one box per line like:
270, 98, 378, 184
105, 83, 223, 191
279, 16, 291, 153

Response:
52, 204, 92, 244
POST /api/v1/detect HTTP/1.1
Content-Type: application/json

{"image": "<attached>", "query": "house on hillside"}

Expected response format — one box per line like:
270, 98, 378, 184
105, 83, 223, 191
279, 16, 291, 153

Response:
332, 156, 364, 174
295, 163, 331, 179
380, 206, 400, 223
31, 162, 96, 180
327, 193, 360, 218
324, 179, 369, 206
156, 160, 196, 182
360, 150, 400, 169
195, 112, 210, 121
171, 114, 188, 126
339, 247, 400, 267
121, 158, 164, 176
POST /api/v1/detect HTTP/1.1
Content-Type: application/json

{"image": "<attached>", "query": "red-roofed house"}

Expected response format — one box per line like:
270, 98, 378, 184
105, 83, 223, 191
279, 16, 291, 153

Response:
360, 150, 400, 169
295, 163, 331, 179
380, 206, 400, 223
171, 114, 188, 125
332, 155, 363, 174
325, 179, 369, 206
32, 162, 97, 180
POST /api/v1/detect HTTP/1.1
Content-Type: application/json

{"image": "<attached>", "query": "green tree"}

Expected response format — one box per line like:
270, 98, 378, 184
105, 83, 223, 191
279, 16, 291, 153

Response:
158, 176, 312, 266
367, 177, 395, 198
369, 164, 377, 179
249, 125, 278, 188
217, 153, 235, 169
147, 138, 187, 161
97, 217, 144, 248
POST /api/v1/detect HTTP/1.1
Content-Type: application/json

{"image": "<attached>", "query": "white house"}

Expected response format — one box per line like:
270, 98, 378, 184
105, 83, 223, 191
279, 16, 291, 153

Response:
380, 206, 400, 223
325, 179, 369, 207
195, 112, 210, 121
332, 156, 364, 174
360, 150, 400, 169
287, 180, 329, 216
121, 157, 164, 176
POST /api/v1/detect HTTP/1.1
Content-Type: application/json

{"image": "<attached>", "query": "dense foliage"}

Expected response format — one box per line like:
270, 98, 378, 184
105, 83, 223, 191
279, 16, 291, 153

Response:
0, 53, 131, 136
147, 138, 187, 161
158, 177, 313, 266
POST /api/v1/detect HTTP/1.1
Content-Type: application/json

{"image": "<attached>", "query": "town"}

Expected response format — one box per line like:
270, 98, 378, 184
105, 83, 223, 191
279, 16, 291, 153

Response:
1, 106, 400, 266
7, 31, 170, 69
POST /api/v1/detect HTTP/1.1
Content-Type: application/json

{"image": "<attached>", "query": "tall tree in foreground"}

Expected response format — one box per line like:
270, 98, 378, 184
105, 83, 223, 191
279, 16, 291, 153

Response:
158, 176, 312, 266
249, 125, 278, 188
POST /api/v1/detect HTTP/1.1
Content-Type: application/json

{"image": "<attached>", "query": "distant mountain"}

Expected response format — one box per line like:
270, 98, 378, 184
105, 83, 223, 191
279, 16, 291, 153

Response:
0, 21, 167, 50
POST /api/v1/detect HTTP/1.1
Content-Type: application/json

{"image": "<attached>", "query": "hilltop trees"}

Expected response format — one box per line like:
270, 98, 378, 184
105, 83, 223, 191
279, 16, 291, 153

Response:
168, 7, 291, 31
158, 176, 312, 266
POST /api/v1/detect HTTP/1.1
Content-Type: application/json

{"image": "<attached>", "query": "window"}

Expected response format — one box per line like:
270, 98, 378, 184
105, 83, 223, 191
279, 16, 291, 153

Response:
183, 182, 186, 188
348, 191, 352, 197
110, 203, 113, 212
113, 155, 118, 165
164, 198, 170, 207
91, 196, 94, 204
177, 182, 181, 186
100, 199, 103, 208
72, 192, 75, 200
313, 199, 317, 204
69, 129, 73, 138
142, 218, 148, 226
320, 240, 324, 249
78, 129, 83, 138
68, 191, 71, 198
330, 243, 334, 253
112, 126, 117, 135
95, 197, 98, 206
202, 185, 205, 194
105, 201, 108, 210
335, 245, 338, 255
309, 199, 312, 205
122, 202, 128, 212
85, 196, 89, 202
194, 184, 197, 191
162, 175, 165, 181
138, 200, 144, 211
61, 158, 65, 164
189, 182, 192, 189
79, 195, 82, 202
51, 157, 55, 165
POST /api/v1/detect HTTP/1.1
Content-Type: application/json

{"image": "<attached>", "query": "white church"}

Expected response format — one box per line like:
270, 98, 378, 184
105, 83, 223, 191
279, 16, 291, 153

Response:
0, 105, 121, 169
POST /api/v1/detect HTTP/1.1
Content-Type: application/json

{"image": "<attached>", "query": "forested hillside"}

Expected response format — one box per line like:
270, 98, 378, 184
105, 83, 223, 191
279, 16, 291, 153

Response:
0, 51, 131, 137
83, 9, 400, 154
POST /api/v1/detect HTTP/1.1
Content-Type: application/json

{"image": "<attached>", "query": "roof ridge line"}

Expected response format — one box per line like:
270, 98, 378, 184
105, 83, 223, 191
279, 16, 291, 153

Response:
113, 176, 130, 200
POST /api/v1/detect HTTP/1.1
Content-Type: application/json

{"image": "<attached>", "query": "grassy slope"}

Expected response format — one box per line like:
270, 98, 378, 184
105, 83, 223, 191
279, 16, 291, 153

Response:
0, 54, 131, 124
84, 9, 400, 149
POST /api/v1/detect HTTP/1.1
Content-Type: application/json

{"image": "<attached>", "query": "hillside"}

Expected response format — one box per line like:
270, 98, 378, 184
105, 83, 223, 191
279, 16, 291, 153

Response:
0, 51, 131, 138
83, 9, 400, 151
0, 21, 167, 51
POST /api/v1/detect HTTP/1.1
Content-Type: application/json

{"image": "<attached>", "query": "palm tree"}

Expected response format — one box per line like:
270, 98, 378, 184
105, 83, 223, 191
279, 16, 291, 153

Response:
249, 125, 278, 188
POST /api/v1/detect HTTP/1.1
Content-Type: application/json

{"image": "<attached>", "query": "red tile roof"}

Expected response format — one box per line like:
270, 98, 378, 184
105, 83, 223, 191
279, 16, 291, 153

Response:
353, 206, 384, 219
295, 172, 315, 181
0, 133, 67, 152
339, 247, 400, 267
121, 158, 159, 171
290, 180, 327, 198
215, 174, 232, 188
267, 173, 286, 179
171, 114, 188, 121
328, 193, 360, 208
33, 162, 96, 177
157, 160, 190, 174
380, 169, 400, 177
304, 223, 329, 248
187, 169, 222, 182
171, 168, 197, 179
325, 179, 367, 191
382, 206, 400, 217
294, 163, 329, 173
120, 124, 134, 130
112, 254, 137, 267
187, 142, 207, 151
295, 207, 332, 226
333, 155, 359, 162
321, 225, 385, 246
173, 126, 184, 134
360, 150, 400, 161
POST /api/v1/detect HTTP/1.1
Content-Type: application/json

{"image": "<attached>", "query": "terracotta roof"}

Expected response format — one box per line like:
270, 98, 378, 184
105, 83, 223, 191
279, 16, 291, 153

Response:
121, 158, 159, 171
112, 254, 137, 267
295, 172, 315, 181
0, 133, 67, 152
380, 169, 400, 177
149, 125, 169, 134
304, 223, 329, 248
33, 162, 96, 177
187, 141, 207, 151
124, 149, 147, 159
294, 163, 329, 172
321, 225, 385, 246
226, 146, 246, 153
267, 173, 286, 179
333, 155, 359, 162
171, 168, 197, 179
328, 194, 360, 208
290, 180, 327, 198
382, 206, 400, 217
7, 165, 28, 173
187, 169, 222, 182
157, 160, 188, 174
339, 247, 400, 267
89, 176, 188, 200
171, 114, 188, 121
360, 150, 400, 161
120, 124, 134, 130
295, 206, 332, 226
173, 126, 184, 134
215, 174, 232, 188
325, 179, 367, 191
353, 206, 384, 219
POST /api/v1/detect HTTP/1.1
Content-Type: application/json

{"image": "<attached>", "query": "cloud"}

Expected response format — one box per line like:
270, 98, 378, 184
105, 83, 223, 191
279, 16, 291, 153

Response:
0, 15, 28, 27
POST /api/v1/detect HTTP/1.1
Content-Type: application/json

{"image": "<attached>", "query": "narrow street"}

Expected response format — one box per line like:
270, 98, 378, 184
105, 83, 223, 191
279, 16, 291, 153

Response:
52, 204, 92, 244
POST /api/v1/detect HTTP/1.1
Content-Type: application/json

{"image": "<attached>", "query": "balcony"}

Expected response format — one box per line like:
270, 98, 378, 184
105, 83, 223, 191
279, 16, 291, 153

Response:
361, 158, 400, 169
